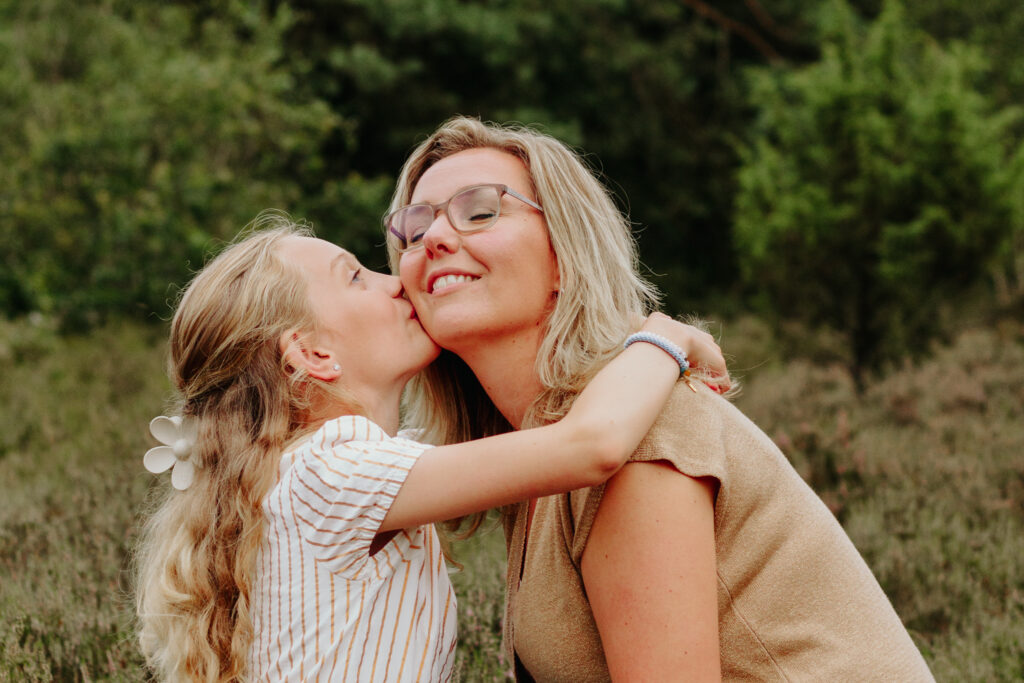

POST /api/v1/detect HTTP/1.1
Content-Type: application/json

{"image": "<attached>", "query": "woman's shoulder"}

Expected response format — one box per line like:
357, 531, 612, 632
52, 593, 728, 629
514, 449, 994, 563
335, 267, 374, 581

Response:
628, 384, 729, 473
638, 382, 780, 464
564, 385, 772, 561
650, 380, 756, 433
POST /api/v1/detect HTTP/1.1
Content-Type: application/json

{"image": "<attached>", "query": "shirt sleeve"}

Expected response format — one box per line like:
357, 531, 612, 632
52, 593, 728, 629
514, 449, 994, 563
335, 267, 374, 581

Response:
287, 417, 433, 579
568, 383, 728, 566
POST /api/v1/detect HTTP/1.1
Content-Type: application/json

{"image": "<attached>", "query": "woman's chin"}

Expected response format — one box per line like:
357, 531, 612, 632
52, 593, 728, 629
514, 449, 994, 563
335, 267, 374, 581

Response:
415, 314, 478, 353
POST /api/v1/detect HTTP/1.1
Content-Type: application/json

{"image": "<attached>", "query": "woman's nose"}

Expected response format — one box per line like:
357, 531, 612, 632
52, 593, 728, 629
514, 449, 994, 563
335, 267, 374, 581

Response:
421, 212, 462, 258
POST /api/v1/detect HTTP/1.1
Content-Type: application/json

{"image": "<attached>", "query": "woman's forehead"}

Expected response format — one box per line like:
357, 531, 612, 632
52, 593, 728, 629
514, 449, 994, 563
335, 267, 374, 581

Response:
413, 148, 529, 201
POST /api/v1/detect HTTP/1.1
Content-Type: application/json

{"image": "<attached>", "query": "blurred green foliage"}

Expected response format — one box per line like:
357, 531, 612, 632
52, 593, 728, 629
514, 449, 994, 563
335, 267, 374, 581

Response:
275, 0, 823, 297
734, 0, 1023, 387
0, 0, 1021, 363
0, 0, 341, 327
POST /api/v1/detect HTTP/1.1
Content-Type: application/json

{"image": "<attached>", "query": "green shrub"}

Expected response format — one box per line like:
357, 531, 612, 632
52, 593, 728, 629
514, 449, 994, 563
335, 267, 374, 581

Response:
0, 0, 339, 328
734, 0, 1023, 388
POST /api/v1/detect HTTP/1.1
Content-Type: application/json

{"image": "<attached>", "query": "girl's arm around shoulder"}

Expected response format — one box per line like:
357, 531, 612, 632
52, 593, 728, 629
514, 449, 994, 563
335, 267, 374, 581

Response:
379, 314, 727, 532
582, 461, 720, 681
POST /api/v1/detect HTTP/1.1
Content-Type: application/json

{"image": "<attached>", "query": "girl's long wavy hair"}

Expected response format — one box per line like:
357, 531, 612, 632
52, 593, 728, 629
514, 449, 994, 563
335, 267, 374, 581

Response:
386, 116, 661, 534
134, 216, 360, 681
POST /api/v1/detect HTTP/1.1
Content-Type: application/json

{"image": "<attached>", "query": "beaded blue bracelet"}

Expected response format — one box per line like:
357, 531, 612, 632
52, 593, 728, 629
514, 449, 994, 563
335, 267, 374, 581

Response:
624, 331, 697, 391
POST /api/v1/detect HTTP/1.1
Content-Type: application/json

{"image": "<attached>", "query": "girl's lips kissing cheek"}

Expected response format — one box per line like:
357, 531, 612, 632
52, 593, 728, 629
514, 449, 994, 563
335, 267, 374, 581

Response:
429, 273, 480, 294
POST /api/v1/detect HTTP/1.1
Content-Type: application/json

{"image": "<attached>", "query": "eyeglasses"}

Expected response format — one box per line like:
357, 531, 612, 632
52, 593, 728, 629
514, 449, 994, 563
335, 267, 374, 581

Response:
384, 183, 544, 253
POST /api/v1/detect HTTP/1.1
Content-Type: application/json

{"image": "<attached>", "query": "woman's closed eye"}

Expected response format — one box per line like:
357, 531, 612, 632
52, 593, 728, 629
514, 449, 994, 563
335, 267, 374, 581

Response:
466, 209, 497, 224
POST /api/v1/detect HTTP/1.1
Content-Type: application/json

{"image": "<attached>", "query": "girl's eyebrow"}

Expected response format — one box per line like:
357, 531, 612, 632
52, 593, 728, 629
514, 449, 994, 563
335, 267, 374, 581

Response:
329, 250, 360, 275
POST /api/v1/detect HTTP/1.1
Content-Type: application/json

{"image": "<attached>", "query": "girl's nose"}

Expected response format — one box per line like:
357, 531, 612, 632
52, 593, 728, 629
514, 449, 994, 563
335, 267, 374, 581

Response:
368, 270, 404, 297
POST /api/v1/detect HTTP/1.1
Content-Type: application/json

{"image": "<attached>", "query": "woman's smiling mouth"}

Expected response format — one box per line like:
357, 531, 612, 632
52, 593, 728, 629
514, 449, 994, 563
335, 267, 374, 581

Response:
430, 273, 480, 294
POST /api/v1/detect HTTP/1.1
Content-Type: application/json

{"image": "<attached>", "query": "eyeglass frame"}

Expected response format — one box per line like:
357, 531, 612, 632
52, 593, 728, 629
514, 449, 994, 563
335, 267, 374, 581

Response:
384, 183, 545, 253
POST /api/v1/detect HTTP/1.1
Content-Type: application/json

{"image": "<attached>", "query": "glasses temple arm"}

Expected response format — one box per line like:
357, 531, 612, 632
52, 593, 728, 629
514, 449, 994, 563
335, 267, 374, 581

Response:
504, 186, 544, 213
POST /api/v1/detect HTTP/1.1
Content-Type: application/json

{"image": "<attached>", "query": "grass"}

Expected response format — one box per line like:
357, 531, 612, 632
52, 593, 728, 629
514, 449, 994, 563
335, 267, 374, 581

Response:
0, 315, 1021, 680
0, 318, 164, 681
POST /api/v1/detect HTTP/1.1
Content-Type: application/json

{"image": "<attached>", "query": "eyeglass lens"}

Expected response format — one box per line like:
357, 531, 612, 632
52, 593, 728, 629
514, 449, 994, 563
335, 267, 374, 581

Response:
389, 185, 503, 251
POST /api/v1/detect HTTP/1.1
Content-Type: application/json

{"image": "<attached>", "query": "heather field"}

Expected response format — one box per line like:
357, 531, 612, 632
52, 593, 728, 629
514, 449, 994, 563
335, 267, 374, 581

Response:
1, 316, 1022, 681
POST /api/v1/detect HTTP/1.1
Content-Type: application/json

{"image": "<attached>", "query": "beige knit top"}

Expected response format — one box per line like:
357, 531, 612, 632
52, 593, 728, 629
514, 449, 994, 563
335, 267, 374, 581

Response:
502, 384, 934, 682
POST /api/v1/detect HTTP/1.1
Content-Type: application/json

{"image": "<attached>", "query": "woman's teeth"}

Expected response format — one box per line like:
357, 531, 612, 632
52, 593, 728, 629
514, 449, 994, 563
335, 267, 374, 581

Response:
431, 274, 478, 293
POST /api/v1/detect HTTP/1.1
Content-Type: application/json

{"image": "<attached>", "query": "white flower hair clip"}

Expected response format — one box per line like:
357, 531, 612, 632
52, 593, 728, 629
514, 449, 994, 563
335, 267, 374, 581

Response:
144, 415, 200, 490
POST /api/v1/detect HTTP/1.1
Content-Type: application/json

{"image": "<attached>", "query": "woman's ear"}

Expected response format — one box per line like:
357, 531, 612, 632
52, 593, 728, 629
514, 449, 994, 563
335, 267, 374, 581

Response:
279, 329, 341, 381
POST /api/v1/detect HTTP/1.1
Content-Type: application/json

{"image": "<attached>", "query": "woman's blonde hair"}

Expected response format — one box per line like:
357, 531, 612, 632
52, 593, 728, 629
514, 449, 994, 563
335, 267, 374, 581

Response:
134, 215, 360, 681
387, 116, 661, 532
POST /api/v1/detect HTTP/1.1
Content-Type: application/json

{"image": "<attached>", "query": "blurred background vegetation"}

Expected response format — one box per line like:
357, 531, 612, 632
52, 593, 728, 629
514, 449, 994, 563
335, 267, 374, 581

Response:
2, 0, 1021, 366
1, 0, 1022, 679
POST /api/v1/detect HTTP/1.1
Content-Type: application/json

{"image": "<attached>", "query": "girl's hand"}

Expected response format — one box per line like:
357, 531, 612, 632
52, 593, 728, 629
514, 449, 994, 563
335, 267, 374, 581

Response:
638, 313, 731, 393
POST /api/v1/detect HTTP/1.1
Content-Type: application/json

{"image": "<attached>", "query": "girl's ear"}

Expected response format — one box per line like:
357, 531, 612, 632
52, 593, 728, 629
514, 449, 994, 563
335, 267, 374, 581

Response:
279, 329, 341, 381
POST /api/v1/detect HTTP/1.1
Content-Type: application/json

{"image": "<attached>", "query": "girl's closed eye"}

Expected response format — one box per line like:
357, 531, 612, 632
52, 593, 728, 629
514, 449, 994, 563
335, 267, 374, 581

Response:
350, 268, 362, 284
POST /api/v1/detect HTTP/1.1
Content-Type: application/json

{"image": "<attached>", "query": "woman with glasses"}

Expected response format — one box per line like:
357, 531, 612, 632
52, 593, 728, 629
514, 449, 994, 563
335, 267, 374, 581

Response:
387, 116, 934, 681
133, 218, 725, 681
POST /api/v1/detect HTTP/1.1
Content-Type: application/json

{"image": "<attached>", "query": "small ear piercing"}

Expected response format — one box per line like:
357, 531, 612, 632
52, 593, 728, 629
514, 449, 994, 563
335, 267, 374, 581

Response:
332, 364, 340, 371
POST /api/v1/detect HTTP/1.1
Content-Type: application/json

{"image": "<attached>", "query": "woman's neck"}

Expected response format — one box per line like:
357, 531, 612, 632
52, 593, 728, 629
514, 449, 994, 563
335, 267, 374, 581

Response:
451, 328, 546, 429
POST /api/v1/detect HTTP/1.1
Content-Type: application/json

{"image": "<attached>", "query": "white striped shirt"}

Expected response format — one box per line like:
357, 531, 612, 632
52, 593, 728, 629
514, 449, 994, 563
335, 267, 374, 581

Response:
248, 415, 457, 682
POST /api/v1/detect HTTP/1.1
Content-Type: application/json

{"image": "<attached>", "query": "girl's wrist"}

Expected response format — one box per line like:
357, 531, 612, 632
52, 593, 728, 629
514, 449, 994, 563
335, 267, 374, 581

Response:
624, 332, 697, 391
624, 332, 689, 376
